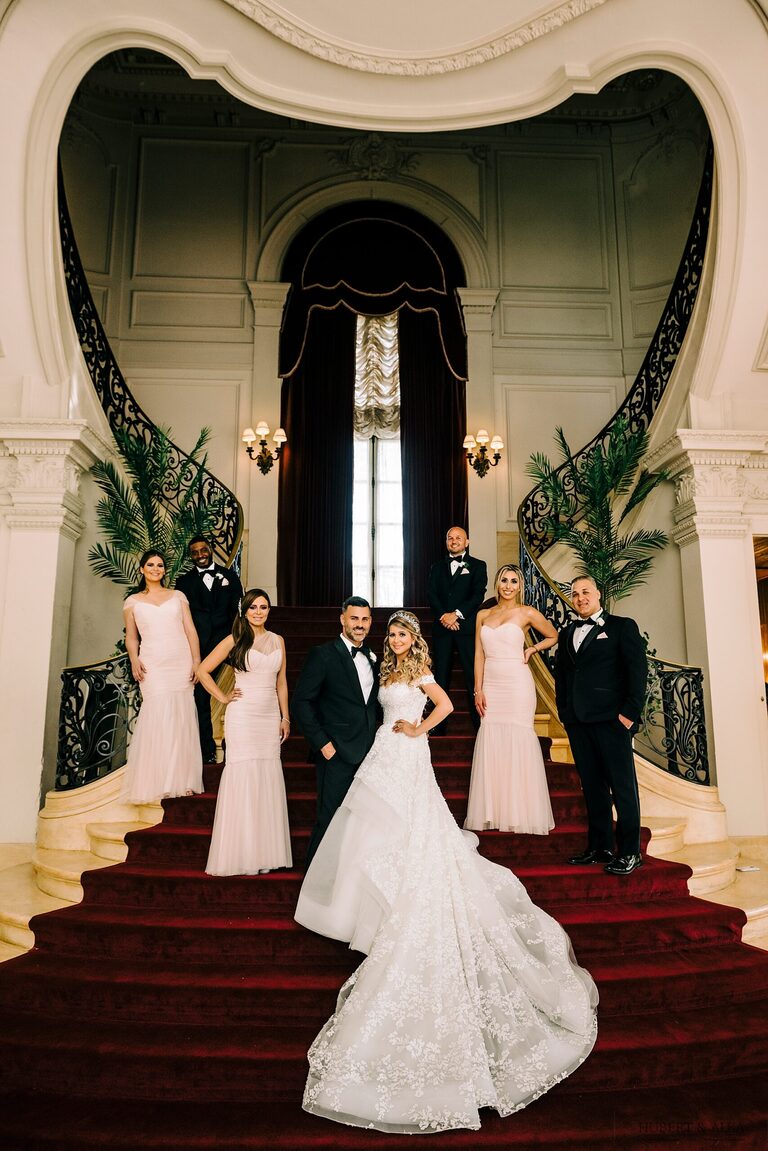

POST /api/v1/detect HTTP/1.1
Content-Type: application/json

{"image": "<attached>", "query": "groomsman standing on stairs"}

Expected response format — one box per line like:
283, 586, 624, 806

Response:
555, 575, 648, 877
176, 535, 242, 764
292, 597, 380, 868
427, 526, 487, 732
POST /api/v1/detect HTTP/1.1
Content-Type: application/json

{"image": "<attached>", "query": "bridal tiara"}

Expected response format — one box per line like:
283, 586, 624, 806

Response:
388, 609, 421, 633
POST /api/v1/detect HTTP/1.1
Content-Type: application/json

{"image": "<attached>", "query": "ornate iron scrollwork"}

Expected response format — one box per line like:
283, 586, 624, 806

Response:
55, 160, 244, 791
57, 162, 243, 566
635, 659, 709, 785
57, 655, 140, 791
519, 141, 713, 558
515, 140, 713, 786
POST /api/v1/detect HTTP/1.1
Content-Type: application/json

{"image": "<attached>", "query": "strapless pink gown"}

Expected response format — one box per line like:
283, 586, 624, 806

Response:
205, 642, 292, 875
464, 622, 554, 835
122, 592, 203, 804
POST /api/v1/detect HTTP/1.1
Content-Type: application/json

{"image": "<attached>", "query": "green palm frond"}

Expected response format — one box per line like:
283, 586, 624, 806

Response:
528, 416, 669, 609
88, 422, 226, 591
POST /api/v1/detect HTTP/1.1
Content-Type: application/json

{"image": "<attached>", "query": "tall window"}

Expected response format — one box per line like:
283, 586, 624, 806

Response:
352, 313, 404, 605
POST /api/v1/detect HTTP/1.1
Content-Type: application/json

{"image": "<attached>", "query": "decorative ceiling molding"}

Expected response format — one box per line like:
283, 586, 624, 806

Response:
220, 0, 609, 76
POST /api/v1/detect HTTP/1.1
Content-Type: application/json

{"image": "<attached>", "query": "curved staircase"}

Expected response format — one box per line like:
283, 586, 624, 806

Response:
0, 607, 767, 1149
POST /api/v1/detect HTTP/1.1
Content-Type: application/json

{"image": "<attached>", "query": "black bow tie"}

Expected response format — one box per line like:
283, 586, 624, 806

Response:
573, 619, 595, 628
449, 555, 465, 563
350, 646, 364, 658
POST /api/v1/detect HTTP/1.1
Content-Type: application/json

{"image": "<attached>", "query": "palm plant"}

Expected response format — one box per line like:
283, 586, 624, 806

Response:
525, 416, 668, 610
89, 425, 224, 590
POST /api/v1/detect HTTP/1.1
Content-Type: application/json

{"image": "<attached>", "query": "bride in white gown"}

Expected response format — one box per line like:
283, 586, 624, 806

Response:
294, 610, 598, 1134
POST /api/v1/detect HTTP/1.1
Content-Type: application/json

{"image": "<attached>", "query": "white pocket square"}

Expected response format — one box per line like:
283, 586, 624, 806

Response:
596, 632, 608, 639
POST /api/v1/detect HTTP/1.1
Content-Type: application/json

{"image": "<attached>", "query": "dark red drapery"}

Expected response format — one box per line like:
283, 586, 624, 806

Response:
276, 306, 357, 606
399, 307, 468, 605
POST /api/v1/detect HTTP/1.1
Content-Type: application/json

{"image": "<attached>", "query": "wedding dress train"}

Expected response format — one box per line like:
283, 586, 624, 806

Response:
294, 676, 597, 1133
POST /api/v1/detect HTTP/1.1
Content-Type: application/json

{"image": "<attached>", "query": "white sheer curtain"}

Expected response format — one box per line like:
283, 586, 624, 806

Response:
352, 313, 404, 606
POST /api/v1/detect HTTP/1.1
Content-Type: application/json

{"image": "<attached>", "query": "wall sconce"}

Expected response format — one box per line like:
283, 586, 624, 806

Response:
463, 429, 503, 478
242, 422, 286, 475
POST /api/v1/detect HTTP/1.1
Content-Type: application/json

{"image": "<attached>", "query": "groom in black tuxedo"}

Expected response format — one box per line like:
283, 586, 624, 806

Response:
555, 575, 648, 876
176, 535, 242, 763
292, 596, 380, 867
427, 526, 487, 730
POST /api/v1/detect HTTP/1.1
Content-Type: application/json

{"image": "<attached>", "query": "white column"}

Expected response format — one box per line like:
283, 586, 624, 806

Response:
457, 288, 500, 577
650, 431, 768, 837
0, 419, 105, 842
243, 282, 291, 600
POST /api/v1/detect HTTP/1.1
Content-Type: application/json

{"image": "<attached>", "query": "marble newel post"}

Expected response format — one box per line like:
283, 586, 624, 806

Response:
244, 282, 291, 601
0, 420, 106, 842
648, 431, 768, 837
457, 289, 500, 577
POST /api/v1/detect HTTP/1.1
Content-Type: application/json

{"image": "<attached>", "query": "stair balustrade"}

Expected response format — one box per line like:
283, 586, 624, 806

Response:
518, 141, 713, 786
55, 160, 243, 790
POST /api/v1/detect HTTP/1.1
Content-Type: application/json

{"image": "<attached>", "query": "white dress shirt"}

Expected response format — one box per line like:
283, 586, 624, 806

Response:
199, 563, 216, 590
340, 634, 375, 700
572, 613, 604, 653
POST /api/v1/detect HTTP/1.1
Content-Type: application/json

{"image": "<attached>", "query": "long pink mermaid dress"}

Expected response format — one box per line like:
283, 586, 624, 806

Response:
205, 638, 292, 875
464, 622, 555, 835
122, 591, 203, 804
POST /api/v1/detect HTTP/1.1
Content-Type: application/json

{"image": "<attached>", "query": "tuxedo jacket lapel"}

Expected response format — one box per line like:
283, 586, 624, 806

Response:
333, 637, 366, 703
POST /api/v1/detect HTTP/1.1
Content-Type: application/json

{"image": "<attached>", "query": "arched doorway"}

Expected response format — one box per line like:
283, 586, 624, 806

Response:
276, 202, 468, 606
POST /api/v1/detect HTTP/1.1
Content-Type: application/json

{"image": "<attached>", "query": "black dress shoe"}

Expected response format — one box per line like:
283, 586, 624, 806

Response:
604, 853, 643, 876
568, 848, 615, 865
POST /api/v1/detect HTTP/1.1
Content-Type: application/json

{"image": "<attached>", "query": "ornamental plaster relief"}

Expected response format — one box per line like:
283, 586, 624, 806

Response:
649, 429, 768, 544
220, 0, 609, 75
0, 421, 110, 539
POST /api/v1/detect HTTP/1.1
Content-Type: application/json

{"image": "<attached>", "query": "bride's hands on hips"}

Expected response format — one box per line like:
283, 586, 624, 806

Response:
392, 719, 419, 737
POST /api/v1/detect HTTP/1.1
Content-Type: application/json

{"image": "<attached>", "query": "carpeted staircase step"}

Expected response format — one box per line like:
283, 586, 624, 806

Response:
1, 998, 767, 1102
159, 788, 589, 830
2, 1076, 766, 1151
4, 941, 767, 1028
28, 894, 747, 965
78, 853, 691, 913
122, 820, 627, 869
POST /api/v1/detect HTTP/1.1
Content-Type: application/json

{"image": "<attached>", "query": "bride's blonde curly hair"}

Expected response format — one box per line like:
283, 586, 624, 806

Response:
380, 610, 432, 685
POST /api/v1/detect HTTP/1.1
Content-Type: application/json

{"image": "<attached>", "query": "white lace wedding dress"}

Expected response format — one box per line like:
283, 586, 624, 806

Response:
294, 676, 598, 1133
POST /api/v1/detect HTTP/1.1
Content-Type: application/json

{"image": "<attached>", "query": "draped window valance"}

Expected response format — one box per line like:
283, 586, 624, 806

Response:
279, 203, 467, 381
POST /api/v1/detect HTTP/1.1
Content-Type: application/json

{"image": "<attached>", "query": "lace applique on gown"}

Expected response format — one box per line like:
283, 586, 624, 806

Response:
295, 676, 597, 1133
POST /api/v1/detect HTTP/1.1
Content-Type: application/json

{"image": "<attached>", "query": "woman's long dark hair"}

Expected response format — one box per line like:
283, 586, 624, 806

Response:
230, 587, 272, 671
134, 549, 166, 595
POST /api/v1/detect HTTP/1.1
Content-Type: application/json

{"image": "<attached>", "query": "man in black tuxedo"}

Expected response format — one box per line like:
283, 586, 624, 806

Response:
427, 526, 487, 730
292, 596, 379, 867
176, 535, 243, 763
554, 575, 648, 876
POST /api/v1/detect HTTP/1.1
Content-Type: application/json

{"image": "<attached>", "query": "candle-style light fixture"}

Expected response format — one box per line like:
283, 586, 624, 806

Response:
242, 422, 287, 475
463, 429, 504, 478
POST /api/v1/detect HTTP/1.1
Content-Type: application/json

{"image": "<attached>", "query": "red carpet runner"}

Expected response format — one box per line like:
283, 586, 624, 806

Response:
1, 607, 767, 1149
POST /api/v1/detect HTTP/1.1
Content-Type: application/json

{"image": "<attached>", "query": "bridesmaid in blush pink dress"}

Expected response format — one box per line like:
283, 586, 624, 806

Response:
196, 587, 292, 876
464, 564, 557, 835
122, 549, 203, 804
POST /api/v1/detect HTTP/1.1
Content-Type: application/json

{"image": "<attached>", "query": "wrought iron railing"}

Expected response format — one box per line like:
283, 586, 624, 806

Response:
56, 654, 141, 791
635, 657, 709, 784
55, 161, 244, 791
519, 141, 713, 558
518, 140, 713, 785
58, 164, 243, 564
